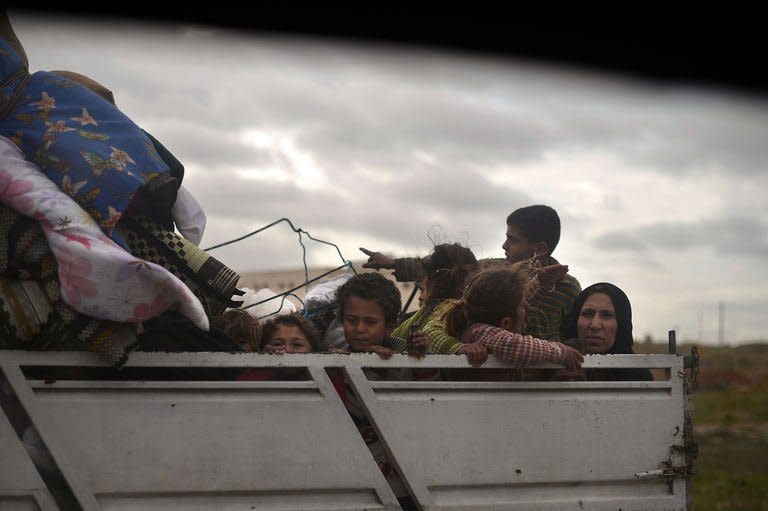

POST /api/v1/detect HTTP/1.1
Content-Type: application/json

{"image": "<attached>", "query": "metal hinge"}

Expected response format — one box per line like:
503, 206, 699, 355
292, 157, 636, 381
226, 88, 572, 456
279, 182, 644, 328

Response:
683, 345, 700, 391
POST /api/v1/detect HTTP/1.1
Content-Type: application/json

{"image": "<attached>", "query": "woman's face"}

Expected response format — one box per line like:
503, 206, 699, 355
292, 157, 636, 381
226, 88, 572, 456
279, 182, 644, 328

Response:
576, 292, 618, 354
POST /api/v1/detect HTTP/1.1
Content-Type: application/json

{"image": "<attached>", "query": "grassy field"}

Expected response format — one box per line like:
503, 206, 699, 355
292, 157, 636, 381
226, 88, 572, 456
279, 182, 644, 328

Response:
637, 342, 768, 510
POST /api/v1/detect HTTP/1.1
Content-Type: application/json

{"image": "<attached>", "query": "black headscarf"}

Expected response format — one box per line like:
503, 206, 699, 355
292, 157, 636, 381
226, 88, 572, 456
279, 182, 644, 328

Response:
561, 282, 652, 381
561, 282, 635, 354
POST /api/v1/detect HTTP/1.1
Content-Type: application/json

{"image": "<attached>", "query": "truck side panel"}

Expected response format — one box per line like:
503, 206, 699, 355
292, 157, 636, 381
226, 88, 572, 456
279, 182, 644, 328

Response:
0, 352, 689, 511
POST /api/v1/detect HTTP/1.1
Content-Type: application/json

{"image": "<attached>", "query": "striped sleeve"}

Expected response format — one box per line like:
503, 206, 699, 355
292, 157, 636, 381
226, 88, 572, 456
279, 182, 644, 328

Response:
392, 307, 427, 339
462, 323, 565, 368
392, 257, 425, 282
422, 304, 464, 354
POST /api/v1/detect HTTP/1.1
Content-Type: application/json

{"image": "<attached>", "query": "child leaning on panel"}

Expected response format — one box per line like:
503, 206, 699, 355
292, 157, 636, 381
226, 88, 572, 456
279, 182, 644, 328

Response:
335, 273, 427, 359
430, 267, 584, 376
259, 314, 320, 354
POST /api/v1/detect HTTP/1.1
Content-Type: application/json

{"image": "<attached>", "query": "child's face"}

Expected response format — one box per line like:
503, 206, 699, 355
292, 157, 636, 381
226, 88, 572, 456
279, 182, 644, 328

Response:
263, 324, 313, 353
417, 276, 428, 307
502, 224, 536, 263
341, 295, 393, 352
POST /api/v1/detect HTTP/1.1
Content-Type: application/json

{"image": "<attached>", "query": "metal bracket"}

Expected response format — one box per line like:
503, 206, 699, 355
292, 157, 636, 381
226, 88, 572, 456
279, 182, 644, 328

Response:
635, 443, 697, 481
635, 457, 692, 481
683, 345, 700, 391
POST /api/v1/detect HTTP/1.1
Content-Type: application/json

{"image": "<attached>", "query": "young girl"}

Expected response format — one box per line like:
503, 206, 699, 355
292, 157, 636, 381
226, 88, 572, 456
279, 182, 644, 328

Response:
438, 268, 583, 375
211, 309, 260, 352
236, 313, 322, 383
393, 244, 572, 367
392, 243, 478, 357
259, 313, 320, 354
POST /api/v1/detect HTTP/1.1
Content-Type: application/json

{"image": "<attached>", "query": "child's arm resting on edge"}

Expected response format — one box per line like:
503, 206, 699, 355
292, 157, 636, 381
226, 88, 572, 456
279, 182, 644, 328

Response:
422, 308, 465, 354
462, 323, 583, 369
456, 343, 488, 367
421, 311, 488, 366
369, 345, 394, 359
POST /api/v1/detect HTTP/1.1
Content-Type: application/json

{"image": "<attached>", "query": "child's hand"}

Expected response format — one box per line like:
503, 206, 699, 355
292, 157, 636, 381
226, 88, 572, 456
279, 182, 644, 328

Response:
264, 344, 286, 355
557, 343, 584, 372
406, 329, 428, 359
561, 337, 583, 351
325, 347, 349, 354
369, 345, 394, 359
359, 247, 395, 270
456, 343, 488, 367
537, 262, 569, 291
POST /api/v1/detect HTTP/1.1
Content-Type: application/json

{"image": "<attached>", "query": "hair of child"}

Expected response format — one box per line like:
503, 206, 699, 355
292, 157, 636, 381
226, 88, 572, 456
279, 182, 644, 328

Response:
442, 268, 529, 337
259, 313, 321, 352
506, 205, 561, 255
336, 272, 401, 327
212, 308, 260, 351
308, 309, 337, 340
420, 243, 478, 315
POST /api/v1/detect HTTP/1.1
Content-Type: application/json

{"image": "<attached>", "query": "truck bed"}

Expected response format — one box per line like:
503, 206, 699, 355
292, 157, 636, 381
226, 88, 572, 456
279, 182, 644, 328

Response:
0, 351, 693, 511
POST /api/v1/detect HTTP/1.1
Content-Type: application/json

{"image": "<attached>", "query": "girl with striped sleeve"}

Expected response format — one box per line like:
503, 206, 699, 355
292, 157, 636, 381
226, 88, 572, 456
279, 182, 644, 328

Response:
437, 267, 583, 377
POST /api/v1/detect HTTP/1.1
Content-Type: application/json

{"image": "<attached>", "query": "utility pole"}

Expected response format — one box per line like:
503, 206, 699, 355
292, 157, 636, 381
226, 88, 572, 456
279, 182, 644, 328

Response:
718, 301, 725, 346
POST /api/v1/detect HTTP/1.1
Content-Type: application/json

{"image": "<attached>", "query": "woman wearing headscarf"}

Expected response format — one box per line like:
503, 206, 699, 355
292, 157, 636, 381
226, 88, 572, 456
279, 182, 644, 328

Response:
560, 282, 653, 381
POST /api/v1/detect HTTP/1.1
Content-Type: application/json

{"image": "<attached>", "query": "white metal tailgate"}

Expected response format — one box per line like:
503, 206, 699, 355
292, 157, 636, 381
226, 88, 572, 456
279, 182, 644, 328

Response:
348, 354, 687, 511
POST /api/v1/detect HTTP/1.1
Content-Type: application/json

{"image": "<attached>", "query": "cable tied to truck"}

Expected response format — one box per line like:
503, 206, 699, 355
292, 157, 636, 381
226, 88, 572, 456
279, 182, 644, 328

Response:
204, 218, 356, 319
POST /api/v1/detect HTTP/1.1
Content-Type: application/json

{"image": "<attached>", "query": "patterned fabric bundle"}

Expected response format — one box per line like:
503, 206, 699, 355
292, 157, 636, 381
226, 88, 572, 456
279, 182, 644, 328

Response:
1, 35, 174, 250
0, 136, 209, 329
0, 21, 243, 365
0, 137, 240, 365
117, 215, 242, 318
0, 203, 137, 365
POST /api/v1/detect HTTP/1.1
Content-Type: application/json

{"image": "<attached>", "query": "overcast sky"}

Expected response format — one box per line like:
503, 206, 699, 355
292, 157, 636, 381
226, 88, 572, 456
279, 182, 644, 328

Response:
9, 10, 768, 345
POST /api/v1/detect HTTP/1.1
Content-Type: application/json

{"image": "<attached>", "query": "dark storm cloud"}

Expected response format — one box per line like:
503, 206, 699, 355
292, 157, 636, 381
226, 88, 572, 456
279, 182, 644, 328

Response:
386, 165, 532, 216
17, 12, 768, 180
594, 216, 768, 258
592, 232, 648, 251
145, 121, 276, 170
191, 171, 439, 246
